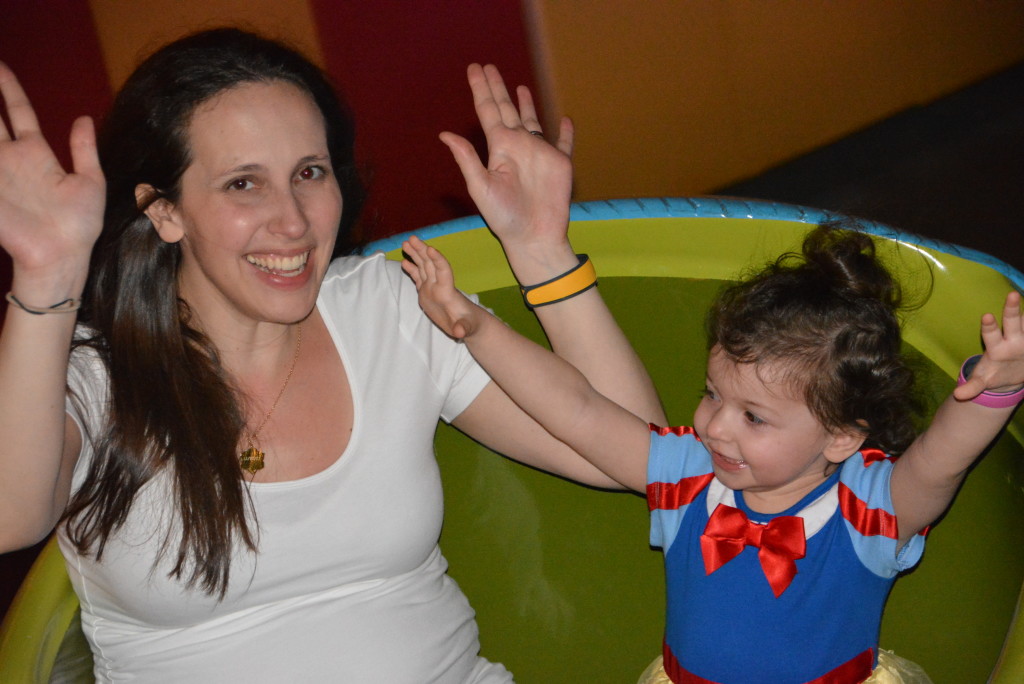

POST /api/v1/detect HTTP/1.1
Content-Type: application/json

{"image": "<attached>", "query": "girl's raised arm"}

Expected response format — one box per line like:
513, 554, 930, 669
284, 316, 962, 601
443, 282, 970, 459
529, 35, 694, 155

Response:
0, 62, 105, 551
403, 237, 651, 492
890, 291, 1024, 546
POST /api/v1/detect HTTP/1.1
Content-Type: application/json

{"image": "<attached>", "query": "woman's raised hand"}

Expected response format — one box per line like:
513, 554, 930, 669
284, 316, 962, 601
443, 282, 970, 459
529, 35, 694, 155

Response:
0, 62, 105, 293
441, 64, 574, 252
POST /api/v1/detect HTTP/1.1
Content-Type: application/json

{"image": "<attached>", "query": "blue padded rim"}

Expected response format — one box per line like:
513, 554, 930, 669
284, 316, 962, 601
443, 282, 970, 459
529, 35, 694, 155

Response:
364, 196, 1024, 293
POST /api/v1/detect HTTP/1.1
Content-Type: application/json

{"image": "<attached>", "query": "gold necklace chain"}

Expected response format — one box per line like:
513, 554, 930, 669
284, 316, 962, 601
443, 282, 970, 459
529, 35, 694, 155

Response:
239, 324, 303, 475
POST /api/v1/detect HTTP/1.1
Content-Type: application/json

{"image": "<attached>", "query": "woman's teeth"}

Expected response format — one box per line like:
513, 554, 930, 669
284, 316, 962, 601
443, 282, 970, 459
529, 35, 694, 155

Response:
246, 252, 308, 276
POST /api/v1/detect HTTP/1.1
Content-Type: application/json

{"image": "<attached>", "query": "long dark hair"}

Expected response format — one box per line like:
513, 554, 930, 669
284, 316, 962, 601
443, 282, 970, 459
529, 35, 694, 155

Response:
63, 28, 365, 597
707, 222, 926, 454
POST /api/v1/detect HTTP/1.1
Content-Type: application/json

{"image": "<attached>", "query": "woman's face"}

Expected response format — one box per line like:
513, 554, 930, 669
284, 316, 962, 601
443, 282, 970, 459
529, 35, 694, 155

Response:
146, 79, 343, 330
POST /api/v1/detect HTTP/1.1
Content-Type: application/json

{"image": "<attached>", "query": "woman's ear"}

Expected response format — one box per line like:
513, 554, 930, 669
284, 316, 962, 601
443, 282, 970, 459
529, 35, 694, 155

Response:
823, 424, 868, 464
136, 184, 184, 244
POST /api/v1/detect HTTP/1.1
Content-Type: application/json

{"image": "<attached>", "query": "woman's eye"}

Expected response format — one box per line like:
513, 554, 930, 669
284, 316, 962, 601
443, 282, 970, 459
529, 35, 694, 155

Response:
298, 165, 327, 181
744, 411, 765, 426
700, 388, 718, 401
227, 178, 255, 191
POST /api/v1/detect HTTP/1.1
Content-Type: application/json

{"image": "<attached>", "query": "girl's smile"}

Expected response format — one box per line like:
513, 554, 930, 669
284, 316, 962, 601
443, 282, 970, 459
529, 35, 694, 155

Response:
710, 449, 747, 471
694, 346, 863, 513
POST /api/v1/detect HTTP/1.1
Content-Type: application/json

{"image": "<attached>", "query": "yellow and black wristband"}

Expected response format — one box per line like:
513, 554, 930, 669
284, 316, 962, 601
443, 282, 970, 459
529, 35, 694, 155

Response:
519, 254, 597, 309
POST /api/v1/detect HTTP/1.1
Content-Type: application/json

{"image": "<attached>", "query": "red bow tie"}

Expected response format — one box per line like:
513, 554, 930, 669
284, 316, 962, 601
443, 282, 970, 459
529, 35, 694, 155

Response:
700, 503, 806, 597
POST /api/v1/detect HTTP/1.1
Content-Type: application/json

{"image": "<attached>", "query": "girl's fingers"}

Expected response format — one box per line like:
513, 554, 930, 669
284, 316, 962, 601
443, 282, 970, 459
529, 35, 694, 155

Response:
404, 236, 446, 287
953, 376, 986, 402
979, 312, 1002, 350
400, 257, 422, 287
426, 243, 455, 287
402, 238, 429, 278
0, 62, 41, 140
1001, 291, 1022, 337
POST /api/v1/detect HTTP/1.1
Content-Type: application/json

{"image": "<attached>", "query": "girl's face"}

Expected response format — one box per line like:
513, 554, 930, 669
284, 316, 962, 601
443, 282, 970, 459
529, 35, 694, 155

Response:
693, 346, 861, 513
145, 80, 343, 331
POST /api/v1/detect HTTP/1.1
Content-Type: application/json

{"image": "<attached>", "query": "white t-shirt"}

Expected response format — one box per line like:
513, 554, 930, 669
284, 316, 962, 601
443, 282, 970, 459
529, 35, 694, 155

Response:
60, 253, 512, 683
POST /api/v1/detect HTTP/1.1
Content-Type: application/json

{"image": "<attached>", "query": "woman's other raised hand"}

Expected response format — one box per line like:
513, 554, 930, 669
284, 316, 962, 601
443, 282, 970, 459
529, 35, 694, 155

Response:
0, 61, 104, 297
440, 64, 574, 253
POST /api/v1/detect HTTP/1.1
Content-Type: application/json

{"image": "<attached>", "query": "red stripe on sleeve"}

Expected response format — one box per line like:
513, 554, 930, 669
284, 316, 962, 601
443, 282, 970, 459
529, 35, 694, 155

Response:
838, 482, 899, 539
859, 448, 896, 466
648, 473, 714, 512
649, 424, 700, 439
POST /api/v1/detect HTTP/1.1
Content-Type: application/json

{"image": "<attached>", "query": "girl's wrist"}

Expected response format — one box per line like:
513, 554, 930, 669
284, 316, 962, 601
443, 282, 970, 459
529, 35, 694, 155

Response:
958, 355, 1024, 408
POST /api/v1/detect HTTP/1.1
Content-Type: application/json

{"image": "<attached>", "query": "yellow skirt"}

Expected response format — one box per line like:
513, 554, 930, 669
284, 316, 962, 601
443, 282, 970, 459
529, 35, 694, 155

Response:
636, 649, 933, 684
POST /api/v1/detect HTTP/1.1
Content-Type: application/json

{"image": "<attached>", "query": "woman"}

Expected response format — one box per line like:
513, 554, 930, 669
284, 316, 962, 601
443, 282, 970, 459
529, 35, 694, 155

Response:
0, 29, 663, 682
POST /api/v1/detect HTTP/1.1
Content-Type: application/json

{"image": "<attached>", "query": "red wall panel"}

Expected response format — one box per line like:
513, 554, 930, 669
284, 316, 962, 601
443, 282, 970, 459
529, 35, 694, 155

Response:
310, 0, 538, 241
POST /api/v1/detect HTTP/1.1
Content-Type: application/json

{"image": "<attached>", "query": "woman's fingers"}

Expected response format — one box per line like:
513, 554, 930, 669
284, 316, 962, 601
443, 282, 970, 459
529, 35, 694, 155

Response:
469, 63, 550, 136
481, 64, 521, 129
467, 64, 503, 133
68, 116, 102, 182
0, 62, 41, 141
439, 130, 486, 195
516, 85, 541, 134
555, 116, 574, 157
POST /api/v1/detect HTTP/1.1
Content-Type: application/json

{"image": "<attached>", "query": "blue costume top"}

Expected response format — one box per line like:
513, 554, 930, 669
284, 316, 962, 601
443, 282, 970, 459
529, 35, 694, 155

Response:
647, 425, 927, 684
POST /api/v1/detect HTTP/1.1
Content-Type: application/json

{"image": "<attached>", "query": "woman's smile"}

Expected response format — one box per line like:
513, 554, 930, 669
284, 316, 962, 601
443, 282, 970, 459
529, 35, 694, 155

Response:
245, 250, 311, 277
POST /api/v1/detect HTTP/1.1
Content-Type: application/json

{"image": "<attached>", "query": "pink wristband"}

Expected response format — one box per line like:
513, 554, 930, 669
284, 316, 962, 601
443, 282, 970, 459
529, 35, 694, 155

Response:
958, 355, 1024, 409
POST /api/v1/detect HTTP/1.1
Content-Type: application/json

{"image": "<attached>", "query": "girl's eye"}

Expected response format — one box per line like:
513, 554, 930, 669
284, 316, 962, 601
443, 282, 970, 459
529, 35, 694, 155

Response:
700, 388, 718, 401
297, 165, 327, 181
744, 411, 766, 426
226, 178, 255, 191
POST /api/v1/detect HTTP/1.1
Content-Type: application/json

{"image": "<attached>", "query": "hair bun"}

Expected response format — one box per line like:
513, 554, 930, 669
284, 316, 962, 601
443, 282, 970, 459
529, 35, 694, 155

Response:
799, 221, 902, 311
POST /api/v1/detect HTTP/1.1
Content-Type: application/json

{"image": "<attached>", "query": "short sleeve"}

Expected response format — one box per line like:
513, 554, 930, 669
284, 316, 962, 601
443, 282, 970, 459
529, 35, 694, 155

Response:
838, 452, 926, 577
65, 339, 110, 492
647, 426, 714, 553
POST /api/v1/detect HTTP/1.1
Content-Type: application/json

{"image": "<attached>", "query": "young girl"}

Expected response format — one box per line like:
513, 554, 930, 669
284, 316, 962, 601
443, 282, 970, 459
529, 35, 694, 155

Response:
402, 225, 1024, 683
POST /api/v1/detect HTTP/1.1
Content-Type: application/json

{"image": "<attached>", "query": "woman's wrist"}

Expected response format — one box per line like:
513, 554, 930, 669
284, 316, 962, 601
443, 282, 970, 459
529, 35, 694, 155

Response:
519, 254, 597, 309
501, 238, 579, 286
8, 266, 88, 314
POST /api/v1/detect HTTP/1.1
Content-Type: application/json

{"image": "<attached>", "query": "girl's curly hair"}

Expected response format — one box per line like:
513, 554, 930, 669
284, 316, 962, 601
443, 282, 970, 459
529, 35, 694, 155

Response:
706, 221, 926, 454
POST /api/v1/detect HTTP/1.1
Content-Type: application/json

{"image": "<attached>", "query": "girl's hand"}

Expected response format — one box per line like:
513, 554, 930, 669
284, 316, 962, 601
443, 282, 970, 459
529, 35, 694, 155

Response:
441, 64, 573, 252
401, 236, 483, 340
954, 291, 1024, 400
0, 62, 105, 289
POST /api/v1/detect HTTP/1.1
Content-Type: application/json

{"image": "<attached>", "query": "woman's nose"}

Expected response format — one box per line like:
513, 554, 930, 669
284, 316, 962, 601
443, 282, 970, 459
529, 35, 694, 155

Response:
268, 188, 309, 238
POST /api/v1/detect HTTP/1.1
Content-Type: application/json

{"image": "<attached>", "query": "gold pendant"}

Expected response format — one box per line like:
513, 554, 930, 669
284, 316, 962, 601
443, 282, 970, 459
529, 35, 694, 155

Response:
240, 446, 265, 474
